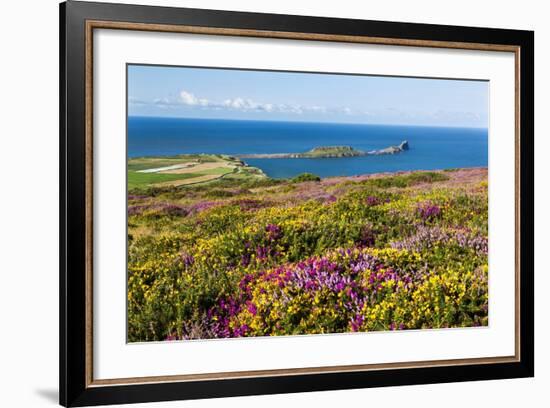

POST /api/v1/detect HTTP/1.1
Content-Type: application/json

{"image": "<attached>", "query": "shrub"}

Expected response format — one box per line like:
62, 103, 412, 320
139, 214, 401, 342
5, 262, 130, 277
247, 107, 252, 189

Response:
291, 173, 321, 183
365, 171, 448, 189
126, 169, 488, 341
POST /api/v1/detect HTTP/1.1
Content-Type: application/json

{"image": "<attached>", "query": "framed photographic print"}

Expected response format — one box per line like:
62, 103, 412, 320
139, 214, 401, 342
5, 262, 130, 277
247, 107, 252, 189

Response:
59, 1, 534, 406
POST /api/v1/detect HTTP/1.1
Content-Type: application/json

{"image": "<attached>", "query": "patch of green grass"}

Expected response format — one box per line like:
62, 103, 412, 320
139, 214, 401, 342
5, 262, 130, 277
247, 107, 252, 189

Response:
204, 189, 240, 198
200, 167, 235, 176
128, 171, 200, 189
227, 172, 257, 180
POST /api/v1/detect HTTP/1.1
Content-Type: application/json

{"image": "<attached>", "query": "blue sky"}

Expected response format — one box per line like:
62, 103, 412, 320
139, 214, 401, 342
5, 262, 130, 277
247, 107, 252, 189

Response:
128, 64, 488, 128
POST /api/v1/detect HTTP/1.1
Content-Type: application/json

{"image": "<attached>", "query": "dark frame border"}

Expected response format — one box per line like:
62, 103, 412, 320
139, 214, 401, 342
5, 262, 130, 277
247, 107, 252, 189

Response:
60, 1, 534, 406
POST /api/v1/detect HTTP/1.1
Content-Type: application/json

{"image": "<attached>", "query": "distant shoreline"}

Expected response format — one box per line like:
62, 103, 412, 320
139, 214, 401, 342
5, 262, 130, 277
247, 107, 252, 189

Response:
128, 150, 488, 190
235, 141, 409, 159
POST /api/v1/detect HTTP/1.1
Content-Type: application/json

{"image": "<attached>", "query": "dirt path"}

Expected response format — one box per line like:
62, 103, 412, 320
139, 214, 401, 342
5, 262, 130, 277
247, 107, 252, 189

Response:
155, 171, 232, 187
160, 161, 235, 174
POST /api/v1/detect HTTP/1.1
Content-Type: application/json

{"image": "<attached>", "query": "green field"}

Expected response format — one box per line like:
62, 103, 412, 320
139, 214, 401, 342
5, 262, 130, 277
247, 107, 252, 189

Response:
128, 154, 266, 190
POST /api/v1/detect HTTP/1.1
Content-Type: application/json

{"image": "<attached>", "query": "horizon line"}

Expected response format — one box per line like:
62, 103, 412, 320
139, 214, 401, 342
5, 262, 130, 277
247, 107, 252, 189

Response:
127, 115, 489, 130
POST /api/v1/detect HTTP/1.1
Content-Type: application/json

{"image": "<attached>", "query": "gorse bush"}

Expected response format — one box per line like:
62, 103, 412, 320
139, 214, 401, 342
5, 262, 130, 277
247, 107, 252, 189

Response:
291, 173, 321, 183
127, 169, 488, 341
208, 247, 487, 338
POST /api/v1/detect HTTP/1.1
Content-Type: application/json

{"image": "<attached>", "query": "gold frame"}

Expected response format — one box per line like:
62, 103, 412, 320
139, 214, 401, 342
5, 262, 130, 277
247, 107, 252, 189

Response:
84, 20, 521, 388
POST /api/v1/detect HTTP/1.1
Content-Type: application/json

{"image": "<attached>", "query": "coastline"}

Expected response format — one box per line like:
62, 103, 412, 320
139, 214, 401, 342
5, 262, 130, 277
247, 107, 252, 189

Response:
128, 151, 487, 190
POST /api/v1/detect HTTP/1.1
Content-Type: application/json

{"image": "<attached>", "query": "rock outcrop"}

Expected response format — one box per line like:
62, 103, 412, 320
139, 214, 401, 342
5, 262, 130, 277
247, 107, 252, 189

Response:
237, 141, 409, 159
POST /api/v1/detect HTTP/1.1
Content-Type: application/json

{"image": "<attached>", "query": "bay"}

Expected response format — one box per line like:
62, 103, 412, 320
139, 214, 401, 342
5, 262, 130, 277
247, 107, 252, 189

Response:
128, 116, 488, 179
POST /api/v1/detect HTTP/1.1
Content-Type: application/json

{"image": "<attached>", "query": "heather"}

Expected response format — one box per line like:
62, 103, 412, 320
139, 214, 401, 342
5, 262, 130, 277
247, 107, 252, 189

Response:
127, 167, 488, 342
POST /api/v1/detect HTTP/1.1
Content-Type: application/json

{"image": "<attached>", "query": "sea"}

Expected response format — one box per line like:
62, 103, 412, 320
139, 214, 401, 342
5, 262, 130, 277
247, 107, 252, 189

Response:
128, 116, 488, 179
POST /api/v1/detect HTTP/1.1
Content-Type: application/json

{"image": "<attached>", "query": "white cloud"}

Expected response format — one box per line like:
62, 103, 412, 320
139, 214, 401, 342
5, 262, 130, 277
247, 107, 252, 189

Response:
131, 88, 357, 118
180, 90, 209, 106
178, 88, 339, 115
129, 90, 485, 126
222, 97, 259, 110
153, 97, 170, 105
179, 91, 197, 105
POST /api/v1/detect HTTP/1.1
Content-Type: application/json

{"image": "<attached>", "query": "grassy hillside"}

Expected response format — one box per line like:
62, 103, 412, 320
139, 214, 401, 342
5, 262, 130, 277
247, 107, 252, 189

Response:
302, 145, 364, 157
127, 167, 488, 342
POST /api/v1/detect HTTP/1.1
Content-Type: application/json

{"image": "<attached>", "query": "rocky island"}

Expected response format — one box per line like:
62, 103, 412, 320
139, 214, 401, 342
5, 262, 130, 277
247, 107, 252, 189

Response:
236, 140, 409, 159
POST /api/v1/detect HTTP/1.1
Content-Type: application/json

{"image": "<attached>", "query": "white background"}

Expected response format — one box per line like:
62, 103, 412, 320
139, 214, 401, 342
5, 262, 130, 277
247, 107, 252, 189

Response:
93, 29, 516, 379
0, 0, 545, 407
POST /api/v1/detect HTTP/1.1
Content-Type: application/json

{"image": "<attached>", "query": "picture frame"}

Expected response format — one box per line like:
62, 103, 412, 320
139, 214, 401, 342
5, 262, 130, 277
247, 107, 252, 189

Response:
60, 1, 534, 406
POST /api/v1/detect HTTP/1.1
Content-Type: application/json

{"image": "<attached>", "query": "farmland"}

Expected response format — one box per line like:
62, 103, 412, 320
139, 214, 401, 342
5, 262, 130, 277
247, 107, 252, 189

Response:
128, 154, 266, 190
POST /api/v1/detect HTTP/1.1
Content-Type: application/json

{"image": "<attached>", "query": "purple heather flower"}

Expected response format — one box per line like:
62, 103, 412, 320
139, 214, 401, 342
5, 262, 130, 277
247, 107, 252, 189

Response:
187, 201, 220, 214
181, 253, 195, 267
127, 204, 149, 216
241, 253, 251, 267
128, 202, 187, 217
265, 223, 282, 240
127, 194, 148, 200
158, 203, 188, 217
334, 282, 346, 292
233, 324, 249, 337
365, 196, 381, 207
256, 246, 269, 261
350, 314, 364, 332
391, 225, 488, 256
239, 274, 255, 295
358, 225, 376, 247
417, 202, 441, 221
246, 302, 258, 316
305, 281, 317, 291
205, 246, 434, 339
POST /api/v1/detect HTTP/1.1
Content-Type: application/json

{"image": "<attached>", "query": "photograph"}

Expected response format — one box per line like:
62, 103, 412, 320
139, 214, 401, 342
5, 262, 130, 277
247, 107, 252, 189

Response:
126, 64, 489, 342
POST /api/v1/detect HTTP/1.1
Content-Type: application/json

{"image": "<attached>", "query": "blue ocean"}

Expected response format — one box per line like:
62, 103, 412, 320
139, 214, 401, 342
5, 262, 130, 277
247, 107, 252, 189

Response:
128, 117, 488, 179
